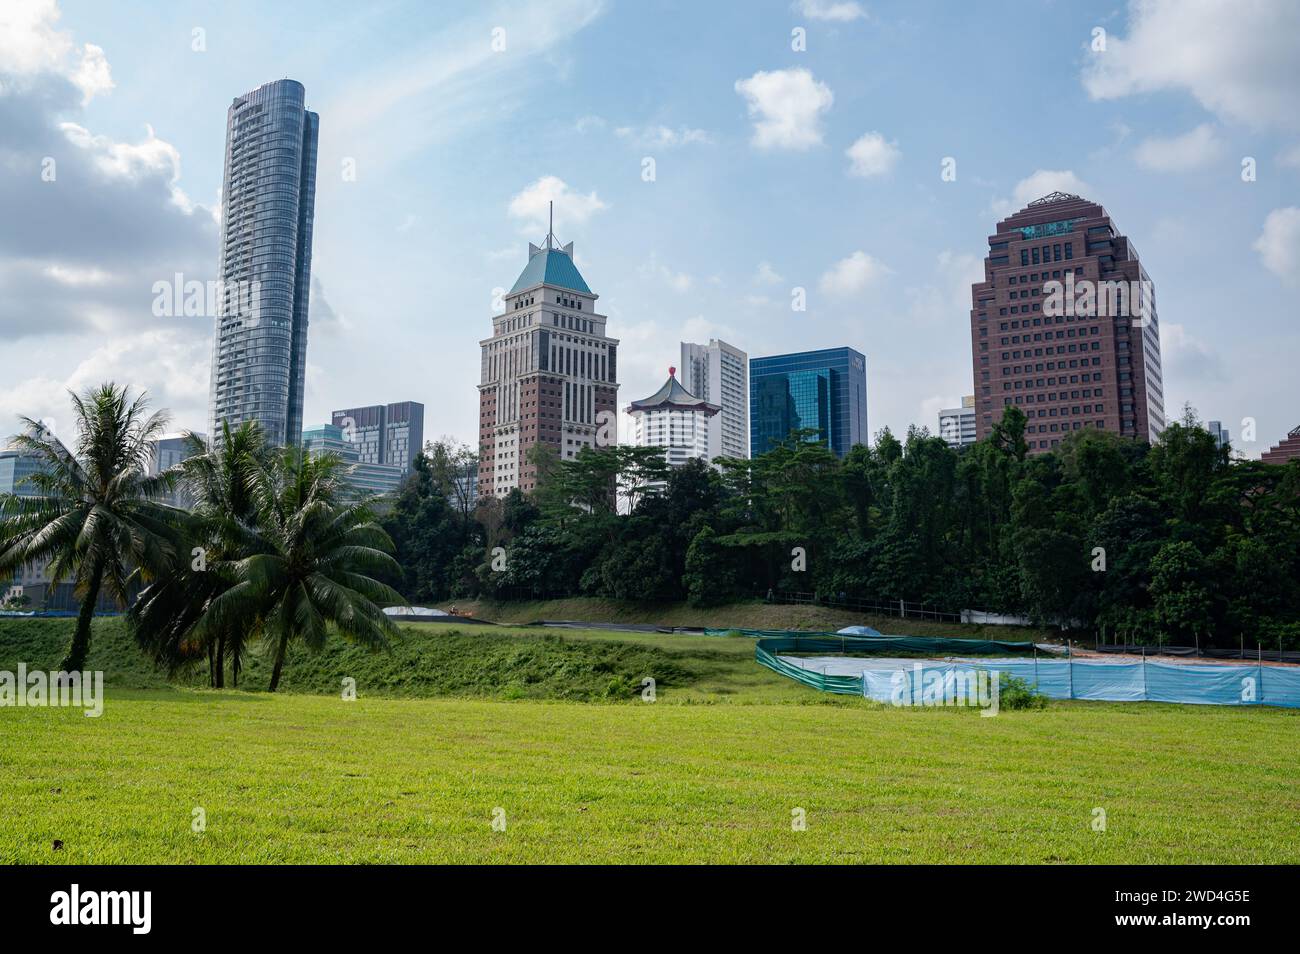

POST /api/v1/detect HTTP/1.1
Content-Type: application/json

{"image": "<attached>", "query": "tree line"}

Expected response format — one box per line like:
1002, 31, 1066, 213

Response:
0, 384, 401, 687
389, 407, 1300, 649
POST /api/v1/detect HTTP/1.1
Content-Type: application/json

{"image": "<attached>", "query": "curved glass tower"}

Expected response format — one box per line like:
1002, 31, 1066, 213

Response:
208, 79, 318, 446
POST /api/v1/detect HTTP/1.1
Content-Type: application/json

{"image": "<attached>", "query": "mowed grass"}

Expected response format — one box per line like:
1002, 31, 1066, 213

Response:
2, 618, 1298, 863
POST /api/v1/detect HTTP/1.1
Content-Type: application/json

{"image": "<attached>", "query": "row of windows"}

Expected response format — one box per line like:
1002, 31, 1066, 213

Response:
1000, 312, 1100, 330
1020, 242, 1073, 266
1001, 369, 1104, 387
995, 341, 1103, 358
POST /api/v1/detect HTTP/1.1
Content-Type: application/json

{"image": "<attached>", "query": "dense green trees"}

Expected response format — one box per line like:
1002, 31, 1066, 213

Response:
385, 410, 1300, 649
1, 388, 405, 690
0, 385, 177, 671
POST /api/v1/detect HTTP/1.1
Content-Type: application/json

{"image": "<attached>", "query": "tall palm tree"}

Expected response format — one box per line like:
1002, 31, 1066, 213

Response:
200, 446, 404, 691
0, 384, 177, 671
129, 421, 272, 687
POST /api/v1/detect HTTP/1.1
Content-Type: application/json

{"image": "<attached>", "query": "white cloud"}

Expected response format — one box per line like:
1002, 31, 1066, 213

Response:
57, 120, 196, 211
845, 131, 900, 177
0, 0, 114, 103
754, 261, 784, 285
796, 0, 867, 22
67, 41, 111, 103
991, 169, 1092, 218
1133, 124, 1226, 172
507, 175, 608, 234
43, 264, 113, 286
734, 67, 833, 151
639, 255, 693, 292
1081, 0, 1300, 130
819, 250, 890, 296
613, 124, 712, 148
1160, 322, 1227, 382
1253, 207, 1300, 285
0, 328, 212, 438
0, 4, 217, 345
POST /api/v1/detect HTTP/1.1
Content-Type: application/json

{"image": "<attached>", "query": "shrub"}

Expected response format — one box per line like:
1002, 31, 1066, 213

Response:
996, 672, 1048, 710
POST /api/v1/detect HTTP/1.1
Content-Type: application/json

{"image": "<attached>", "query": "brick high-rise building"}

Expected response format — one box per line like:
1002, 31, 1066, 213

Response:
478, 211, 619, 498
970, 192, 1164, 452
1261, 425, 1300, 464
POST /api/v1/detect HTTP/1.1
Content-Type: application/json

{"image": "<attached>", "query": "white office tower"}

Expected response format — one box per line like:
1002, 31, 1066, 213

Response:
627, 367, 720, 490
680, 338, 748, 460
938, 395, 977, 448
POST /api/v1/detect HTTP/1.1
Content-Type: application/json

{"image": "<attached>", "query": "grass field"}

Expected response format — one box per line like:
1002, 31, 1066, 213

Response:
2, 617, 1298, 863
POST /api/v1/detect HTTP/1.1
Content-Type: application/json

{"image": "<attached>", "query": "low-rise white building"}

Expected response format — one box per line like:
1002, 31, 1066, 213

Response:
938, 396, 977, 448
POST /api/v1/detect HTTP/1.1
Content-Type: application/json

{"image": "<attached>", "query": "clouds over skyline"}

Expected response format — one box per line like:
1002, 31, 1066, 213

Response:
2, 0, 1298, 460
796, 0, 867, 23
819, 250, 890, 296
0, 1, 217, 432
507, 175, 608, 236
1133, 124, 1227, 173
845, 130, 900, 177
1081, 0, 1300, 130
990, 169, 1093, 218
734, 67, 833, 151
1254, 207, 1300, 285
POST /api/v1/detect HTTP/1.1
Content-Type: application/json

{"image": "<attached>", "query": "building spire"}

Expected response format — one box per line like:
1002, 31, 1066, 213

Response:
547, 200, 554, 249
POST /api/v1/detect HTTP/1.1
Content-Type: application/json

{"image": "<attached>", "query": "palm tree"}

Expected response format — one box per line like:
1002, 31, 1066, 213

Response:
199, 446, 404, 691
129, 421, 272, 687
0, 384, 177, 671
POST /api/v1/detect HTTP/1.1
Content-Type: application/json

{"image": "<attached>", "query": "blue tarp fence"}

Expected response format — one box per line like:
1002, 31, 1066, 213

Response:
750, 632, 1300, 708
855, 657, 1300, 708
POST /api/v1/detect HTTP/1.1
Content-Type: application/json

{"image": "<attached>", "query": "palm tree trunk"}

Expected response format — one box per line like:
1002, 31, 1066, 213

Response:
268, 630, 290, 692
61, 563, 104, 672
215, 633, 225, 688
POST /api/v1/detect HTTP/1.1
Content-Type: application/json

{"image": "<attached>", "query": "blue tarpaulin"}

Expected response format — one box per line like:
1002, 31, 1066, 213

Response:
750, 631, 1300, 708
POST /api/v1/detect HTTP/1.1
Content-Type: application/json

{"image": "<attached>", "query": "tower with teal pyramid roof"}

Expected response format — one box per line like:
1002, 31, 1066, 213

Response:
477, 204, 620, 498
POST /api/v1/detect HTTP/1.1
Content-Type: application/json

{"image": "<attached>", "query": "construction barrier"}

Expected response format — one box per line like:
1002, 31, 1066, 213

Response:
751, 632, 1300, 709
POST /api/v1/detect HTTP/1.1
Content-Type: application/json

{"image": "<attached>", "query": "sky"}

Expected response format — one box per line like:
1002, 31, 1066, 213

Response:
1, 0, 1298, 457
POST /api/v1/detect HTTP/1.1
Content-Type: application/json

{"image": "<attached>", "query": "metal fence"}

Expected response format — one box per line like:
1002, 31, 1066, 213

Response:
763, 590, 962, 623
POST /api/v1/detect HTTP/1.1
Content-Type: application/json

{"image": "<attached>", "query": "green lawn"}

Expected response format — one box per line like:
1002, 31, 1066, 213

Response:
2, 617, 1297, 863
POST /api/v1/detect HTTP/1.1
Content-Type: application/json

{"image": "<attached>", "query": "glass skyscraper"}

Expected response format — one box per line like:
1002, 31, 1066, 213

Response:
208, 79, 319, 446
749, 347, 868, 458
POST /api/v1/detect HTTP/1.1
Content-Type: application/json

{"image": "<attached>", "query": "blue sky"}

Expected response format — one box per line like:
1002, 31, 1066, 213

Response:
2, 0, 1298, 456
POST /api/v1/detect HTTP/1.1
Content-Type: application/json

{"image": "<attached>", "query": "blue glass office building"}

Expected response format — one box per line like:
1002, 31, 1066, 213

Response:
749, 347, 867, 458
